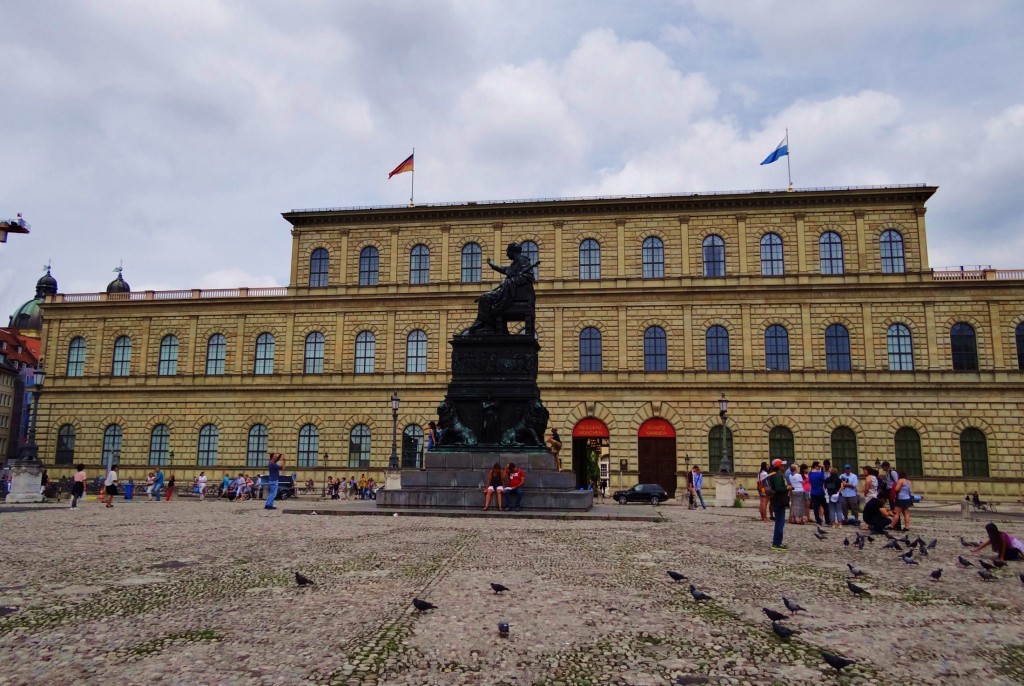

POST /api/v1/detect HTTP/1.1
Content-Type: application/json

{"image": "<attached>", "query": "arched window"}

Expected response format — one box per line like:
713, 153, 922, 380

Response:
707, 425, 733, 473
349, 424, 371, 468
894, 427, 923, 477
819, 232, 844, 275
1017, 322, 1024, 371
950, 322, 979, 371
643, 326, 667, 372
309, 247, 329, 287
830, 427, 858, 471
579, 327, 602, 372
402, 424, 424, 469
112, 336, 132, 377
769, 426, 794, 462
205, 334, 226, 375
304, 332, 325, 374
66, 337, 86, 377
880, 230, 905, 273
197, 424, 218, 466
359, 246, 379, 286
297, 424, 319, 468
246, 424, 268, 468
102, 424, 122, 470
887, 324, 914, 371
461, 243, 482, 283
149, 424, 170, 466
760, 233, 784, 276
642, 237, 664, 279
254, 333, 275, 375
406, 330, 427, 373
765, 324, 790, 371
158, 335, 179, 376
55, 424, 76, 465
579, 239, 601, 280
410, 244, 430, 284
706, 325, 730, 372
825, 324, 851, 371
355, 331, 375, 374
960, 428, 988, 478
521, 240, 539, 280
702, 235, 725, 277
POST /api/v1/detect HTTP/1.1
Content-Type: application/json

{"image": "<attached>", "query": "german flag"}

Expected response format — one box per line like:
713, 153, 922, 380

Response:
388, 154, 414, 178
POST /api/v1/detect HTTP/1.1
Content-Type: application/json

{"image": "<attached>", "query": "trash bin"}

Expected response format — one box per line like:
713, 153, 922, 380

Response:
124, 482, 135, 500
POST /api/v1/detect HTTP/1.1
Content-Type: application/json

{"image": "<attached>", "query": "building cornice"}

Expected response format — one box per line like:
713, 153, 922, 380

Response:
282, 185, 938, 229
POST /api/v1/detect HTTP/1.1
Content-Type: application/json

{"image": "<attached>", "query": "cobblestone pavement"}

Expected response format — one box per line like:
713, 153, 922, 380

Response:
2, 500, 1023, 685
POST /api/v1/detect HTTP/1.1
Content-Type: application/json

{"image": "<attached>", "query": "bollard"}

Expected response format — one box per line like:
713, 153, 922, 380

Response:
960, 500, 971, 518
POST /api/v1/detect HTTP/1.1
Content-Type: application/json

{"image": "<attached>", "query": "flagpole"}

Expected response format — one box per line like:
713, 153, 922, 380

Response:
409, 147, 415, 206
785, 129, 793, 191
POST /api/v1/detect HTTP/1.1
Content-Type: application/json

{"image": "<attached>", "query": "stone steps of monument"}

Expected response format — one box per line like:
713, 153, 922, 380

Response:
377, 487, 593, 511
400, 469, 576, 490
424, 451, 558, 471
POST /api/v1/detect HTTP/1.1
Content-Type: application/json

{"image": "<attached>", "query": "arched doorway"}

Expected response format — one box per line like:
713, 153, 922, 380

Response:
572, 418, 609, 490
638, 418, 677, 497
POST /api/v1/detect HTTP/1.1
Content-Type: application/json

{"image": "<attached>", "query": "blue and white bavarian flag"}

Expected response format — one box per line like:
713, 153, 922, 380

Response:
760, 135, 789, 165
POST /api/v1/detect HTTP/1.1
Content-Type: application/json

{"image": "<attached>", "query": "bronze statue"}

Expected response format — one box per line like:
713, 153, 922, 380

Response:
464, 242, 536, 335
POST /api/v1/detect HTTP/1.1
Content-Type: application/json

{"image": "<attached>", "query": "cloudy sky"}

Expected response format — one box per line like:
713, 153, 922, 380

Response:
3, 1, 1023, 319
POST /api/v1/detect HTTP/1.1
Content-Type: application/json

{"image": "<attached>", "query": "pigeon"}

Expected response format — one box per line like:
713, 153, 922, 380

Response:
900, 552, 918, 566
918, 546, 928, 557
847, 563, 864, 578
958, 556, 974, 568
295, 572, 315, 586
928, 539, 938, 549
822, 651, 857, 674
844, 537, 850, 548
866, 535, 875, 543
930, 568, 943, 581
883, 531, 897, 540
814, 532, 828, 541
979, 560, 995, 572
993, 559, 1006, 568
667, 570, 687, 583
771, 621, 800, 639
412, 598, 437, 612
817, 526, 828, 535
498, 621, 510, 637
689, 585, 712, 601
763, 607, 787, 622
961, 537, 980, 548
490, 583, 510, 594
856, 538, 865, 550
978, 570, 998, 582
882, 540, 901, 551
899, 535, 912, 545
782, 596, 806, 614
847, 580, 870, 596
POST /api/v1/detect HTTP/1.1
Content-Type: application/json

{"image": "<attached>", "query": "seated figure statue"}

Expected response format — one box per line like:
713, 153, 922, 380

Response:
464, 242, 536, 335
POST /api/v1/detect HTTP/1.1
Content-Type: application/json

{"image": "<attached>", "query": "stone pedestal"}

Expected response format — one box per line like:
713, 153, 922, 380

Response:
384, 469, 402, 492
5, 460, 44, 504
377, 450, 593, 510
714, 474, 736, 508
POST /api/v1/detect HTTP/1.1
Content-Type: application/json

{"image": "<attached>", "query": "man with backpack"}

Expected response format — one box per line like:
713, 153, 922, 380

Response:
766, 459, 793, 551
881, 461, 899, 507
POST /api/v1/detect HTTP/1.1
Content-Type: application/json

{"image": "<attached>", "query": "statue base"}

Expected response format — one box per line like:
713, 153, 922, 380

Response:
5, 460, 45, 504
377, 451, 593, 510
714, 474, 736, 508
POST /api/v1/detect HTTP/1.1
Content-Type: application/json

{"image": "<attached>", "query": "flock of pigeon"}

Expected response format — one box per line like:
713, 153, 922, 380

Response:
668, 527, 1024, 677
291, 528, 1021, 680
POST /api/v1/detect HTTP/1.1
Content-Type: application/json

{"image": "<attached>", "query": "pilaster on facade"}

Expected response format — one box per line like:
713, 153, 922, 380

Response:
735, 215, 748, 274
853, 210, 867, 274
793, 212, 807, 273
678, 216, 690, 276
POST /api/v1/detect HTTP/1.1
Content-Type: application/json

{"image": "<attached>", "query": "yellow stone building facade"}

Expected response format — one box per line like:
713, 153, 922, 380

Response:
36, 186, 1024, 500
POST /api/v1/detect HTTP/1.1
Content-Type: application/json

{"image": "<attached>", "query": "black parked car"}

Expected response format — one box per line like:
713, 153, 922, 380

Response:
613, 483, 669, 505
257, 474, 296, 500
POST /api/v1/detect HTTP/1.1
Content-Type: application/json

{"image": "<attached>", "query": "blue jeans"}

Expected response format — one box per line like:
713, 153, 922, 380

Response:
772, 502, 787, 546
151, 485, 162, 501
509, 487, 524, 510
265, 480, 279, 508
694, 489, 706, 509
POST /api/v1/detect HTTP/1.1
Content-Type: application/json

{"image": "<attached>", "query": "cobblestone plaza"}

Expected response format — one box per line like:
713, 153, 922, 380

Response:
2, 501, 1023, 684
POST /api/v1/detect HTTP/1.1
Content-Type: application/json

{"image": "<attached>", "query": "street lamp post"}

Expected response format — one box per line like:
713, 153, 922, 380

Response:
321, 452, 330, 500
19, 366, 46, 462
718, 393, 730, 473
389, 392, 400, 470
713, 392, 736, 508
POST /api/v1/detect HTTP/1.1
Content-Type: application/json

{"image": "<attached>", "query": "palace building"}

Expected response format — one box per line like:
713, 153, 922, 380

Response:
31, 185, 1024, 500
